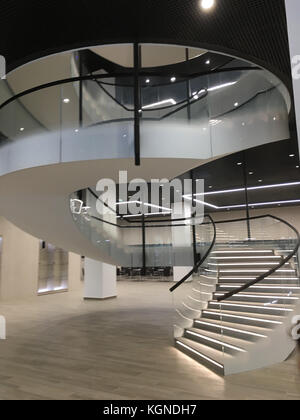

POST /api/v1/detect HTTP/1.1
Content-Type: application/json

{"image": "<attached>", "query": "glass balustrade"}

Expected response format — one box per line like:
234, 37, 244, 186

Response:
0, 48, 290, 176
171, 214, 300, 374
70, 188, 215, 271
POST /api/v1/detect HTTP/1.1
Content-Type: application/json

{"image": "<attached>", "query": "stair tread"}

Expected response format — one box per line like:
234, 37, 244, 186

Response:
218, 283, 300, 287
197, 317, 272, 334
185, 327, 252, 347
214, 292, 300, 302
203, 308, 284, 322
210, 299, 295, 308
215, 290, 300, 296
176, 337, 233, 365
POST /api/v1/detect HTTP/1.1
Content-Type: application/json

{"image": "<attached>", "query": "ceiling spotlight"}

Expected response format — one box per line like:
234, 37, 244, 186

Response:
273, 116, 277, 121
237, 162, 243, 166
63, 98, 70, 104
205, 59, 211, 65
74, 129, 79, 133
170, 77, 176, 83
209, 186, 213, 189
249, 171, 254, 175
234, 102, 239, 107
146, 79, 150, 84
19, 127, 24, 132
201, 0, 215, 10
289, 154, 296, 158
258, 179, 263, 183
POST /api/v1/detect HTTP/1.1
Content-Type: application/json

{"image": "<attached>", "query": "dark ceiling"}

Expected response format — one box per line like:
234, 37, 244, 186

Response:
188, 139, 300, 212
0, 0, 292, 88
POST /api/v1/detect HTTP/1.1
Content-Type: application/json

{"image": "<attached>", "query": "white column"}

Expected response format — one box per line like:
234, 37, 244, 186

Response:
285, 0, 300, 152
84, 258, 117, 300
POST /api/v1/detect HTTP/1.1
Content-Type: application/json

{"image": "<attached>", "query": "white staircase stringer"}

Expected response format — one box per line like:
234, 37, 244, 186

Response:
223, 300, 300, 375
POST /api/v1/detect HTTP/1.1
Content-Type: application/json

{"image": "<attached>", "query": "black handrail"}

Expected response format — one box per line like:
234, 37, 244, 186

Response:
169, 214, 300, 298
170, 214, 216, 293
216, 214, 300, 302
0, 66, 261, 111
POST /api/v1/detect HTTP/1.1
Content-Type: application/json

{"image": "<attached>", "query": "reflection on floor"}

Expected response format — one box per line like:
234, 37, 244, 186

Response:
0, 281, 299, 400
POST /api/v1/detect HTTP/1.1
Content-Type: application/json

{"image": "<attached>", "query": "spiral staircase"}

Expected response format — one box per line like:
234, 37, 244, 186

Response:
0, 46, 299, 376
172, 218, 300, 375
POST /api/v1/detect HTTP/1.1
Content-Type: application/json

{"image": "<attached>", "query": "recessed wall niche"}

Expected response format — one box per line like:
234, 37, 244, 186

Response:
38, 241, 68, 295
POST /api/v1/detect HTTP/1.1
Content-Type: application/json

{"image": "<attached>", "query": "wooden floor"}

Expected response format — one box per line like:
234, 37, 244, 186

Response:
0, 281, 300, 400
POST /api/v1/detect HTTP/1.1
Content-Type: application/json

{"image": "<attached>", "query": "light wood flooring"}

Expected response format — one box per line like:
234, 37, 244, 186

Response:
0, 281, 299, 400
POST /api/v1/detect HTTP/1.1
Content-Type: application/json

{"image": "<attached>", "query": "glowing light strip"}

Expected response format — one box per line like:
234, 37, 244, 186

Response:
194, 320, 267, 338
212, 250, 273, 254
176, 341, 224, 369
210, 256, 281, 260
208, 262, 279, 266
185, 181, 300, 198
210, 302, 293, 312
122, 211, 172, 218
116, 200, 141, 206
219, 285, 300, 290
143, 202, 172, 211
215, 292, 299, 300
207, 81, 237, 92
202, 310, 282, 324
185, 330, 246, 352
219, 277, 298, 281
219, 269, 294, 273
142, 98, 177, 109
116, 201, 171, 211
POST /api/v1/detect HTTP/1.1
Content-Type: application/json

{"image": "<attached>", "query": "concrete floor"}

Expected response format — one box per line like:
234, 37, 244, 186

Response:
0, 281, 299, 400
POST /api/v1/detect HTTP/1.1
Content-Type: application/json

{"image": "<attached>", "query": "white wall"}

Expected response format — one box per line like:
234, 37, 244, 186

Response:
0, 216, 82, 301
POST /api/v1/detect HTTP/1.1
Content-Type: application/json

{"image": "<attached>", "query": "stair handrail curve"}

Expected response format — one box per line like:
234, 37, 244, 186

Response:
169, 214, 216, 293
169, 214, 300, 299
216, 214, 300, 302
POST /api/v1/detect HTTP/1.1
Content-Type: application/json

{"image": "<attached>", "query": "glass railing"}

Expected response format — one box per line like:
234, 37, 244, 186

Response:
70, 188, 216, 270
171, 214, 300, 373
0, 64, 290, 175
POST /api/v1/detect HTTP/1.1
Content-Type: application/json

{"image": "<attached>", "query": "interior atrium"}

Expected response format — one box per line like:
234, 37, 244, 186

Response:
0, 0, 300, 404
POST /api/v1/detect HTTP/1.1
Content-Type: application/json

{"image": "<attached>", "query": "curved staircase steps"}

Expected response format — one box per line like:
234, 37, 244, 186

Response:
175, 245, 300, 375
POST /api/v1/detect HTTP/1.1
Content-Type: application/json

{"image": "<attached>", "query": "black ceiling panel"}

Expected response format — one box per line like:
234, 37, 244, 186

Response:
0, 0, 292, 88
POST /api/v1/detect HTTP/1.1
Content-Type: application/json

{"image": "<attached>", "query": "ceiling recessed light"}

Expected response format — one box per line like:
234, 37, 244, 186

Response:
249, 171, 254, 175
209, 186, 213, 189
289, 154, 296, 158
273, 116, 277, 121
258, 179, 263, 183
297, 166, 300, 169
74, 129, 79, 133
146, 79, 150, 84
201, 0, 215, 10
205, 59, 211, 65
19, 127, 24, 132
237, 162, 243, 166
242, 122, 245, 126
63, 98, 70, 104
234, 102, 239, 107
170, 77, 176, 83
